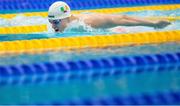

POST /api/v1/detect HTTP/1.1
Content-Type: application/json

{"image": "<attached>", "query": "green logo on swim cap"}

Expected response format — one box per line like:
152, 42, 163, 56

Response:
60, 6, 68, 13
60, 7, 64, 12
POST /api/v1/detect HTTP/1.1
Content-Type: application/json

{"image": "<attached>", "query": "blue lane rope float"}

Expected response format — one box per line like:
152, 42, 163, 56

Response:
0, 0, 180, 13
47, 91, 180, 105
1, 5, 180, 19
0, 52, 180, 86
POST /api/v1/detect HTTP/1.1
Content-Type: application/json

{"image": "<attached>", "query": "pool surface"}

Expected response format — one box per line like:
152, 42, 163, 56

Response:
0, 0, 180, 105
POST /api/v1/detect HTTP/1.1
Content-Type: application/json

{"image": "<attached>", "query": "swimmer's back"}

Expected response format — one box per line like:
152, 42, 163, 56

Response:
75, 13, 122, 28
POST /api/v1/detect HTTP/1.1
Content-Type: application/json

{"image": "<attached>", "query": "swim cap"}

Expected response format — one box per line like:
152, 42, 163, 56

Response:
48, 1, 71, 20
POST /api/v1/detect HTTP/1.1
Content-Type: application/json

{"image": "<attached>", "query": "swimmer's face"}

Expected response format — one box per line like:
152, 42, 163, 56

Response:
49, 19, 62, 32
49, 17, 69, 32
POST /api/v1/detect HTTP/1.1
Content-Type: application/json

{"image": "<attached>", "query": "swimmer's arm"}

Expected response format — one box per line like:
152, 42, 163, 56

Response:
112, 15, 170, 28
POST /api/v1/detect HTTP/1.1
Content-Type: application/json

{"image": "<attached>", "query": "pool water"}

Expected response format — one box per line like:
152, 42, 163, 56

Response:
0, 63, 180, 104
0, 8, 180, 105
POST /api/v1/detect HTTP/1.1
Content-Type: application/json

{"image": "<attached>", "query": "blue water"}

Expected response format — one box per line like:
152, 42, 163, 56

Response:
0, 63, 180, 104
0, 9, 180, 105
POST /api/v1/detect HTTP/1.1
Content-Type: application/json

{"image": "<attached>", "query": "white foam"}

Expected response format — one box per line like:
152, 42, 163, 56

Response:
0, 18, 9, 27
0, 14, 48, 27
64, 19, 95, 32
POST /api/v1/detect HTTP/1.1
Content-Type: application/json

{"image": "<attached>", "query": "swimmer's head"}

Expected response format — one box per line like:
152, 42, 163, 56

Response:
48, 1, 71, 20
48, 1, 71, 32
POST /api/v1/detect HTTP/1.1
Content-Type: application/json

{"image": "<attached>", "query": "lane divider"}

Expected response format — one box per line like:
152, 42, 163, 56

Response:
0, 0, 180, 13
0, 25, 47, 34
0, 52, 180, 86
0, 30, 179, 55
0, 4, 179, 19
48, 91, 180, 105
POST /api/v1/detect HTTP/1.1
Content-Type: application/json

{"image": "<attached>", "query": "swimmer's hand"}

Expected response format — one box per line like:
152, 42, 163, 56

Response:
153, 20, 171, 29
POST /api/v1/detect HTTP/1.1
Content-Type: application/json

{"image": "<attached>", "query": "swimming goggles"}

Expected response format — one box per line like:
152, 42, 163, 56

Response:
49, 19, 62, 25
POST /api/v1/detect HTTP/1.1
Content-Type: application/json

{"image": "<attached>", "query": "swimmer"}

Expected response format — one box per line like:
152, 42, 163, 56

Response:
48, 1, 171, 32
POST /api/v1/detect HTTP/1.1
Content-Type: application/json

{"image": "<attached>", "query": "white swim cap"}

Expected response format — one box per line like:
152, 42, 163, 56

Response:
48, 1, 71, 20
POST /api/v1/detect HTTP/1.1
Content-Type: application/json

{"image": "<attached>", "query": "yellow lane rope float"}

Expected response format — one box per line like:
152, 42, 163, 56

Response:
0, 4, 179, 19
0, 30, 179, 55
0, 25, 47, 34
